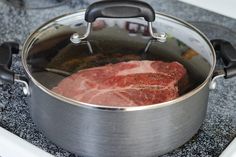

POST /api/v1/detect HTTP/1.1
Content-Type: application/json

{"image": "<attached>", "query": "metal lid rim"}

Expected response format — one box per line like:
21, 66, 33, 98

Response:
21, 11, 216, 111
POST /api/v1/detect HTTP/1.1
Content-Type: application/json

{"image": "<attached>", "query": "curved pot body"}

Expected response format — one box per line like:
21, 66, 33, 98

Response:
2, 1, 236, 157
19, 1, 218, 156
29, 80, 210, 157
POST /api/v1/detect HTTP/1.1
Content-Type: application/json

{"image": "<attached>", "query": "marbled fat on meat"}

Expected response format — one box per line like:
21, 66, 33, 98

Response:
52, 60, 187, 107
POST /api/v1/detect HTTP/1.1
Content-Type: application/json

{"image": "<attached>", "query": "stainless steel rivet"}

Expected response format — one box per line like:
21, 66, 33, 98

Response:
209, 72, 224, 90
14, 75, 31, 96
209, 81, 216, 90
70, 33, 81, 44
153, 32, 167, 42
23, 87, 29, 96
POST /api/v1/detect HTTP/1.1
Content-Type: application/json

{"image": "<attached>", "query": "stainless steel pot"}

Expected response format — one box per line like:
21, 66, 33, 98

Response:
1, 1, 236, 157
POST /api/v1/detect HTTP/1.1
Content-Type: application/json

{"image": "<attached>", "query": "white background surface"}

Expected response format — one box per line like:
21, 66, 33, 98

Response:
0, 127, 53, 157
179, 0, 236, 19
220, 138, 236, 157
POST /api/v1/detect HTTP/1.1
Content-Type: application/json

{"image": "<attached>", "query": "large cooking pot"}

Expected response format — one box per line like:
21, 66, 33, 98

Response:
1, 1, 236, 157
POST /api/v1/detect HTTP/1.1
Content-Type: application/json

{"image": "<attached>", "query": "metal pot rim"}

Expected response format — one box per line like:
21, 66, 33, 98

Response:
21, 11, 216, 111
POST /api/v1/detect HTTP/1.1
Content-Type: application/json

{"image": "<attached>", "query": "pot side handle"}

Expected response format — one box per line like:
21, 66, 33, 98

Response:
0, 42, 19, 84
211, 39, 236, 79
0, 42, 30, 96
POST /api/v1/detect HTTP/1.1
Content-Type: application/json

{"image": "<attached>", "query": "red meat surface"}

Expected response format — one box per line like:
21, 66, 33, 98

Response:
52, 60, 187, 107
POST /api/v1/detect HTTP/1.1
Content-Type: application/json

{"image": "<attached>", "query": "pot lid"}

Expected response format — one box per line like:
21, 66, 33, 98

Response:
21, 1, 215, 109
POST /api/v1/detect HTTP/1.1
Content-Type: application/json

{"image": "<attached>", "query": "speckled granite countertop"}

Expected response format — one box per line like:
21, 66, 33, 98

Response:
0, 0, 236, 157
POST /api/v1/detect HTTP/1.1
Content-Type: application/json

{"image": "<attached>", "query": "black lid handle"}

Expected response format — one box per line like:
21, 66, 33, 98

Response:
0, 42, 19, 84
211, 39, 236, 79
85, 0, 155, 23
71, 1, 166, 45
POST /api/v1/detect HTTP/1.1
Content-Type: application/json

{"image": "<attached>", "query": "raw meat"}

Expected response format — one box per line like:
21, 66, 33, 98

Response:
52, 60, 187, 107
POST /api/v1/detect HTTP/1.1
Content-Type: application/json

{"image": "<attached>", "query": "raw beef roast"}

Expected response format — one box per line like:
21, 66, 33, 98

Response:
52, 60, 187, 107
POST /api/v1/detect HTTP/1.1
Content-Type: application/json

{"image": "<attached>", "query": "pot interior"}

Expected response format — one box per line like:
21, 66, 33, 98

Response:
24, 12, 214, 103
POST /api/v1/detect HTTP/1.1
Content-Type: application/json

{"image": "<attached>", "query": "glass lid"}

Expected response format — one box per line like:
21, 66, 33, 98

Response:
22, 11, 215, 107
